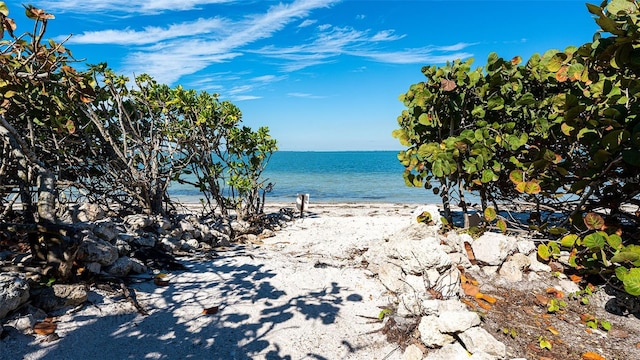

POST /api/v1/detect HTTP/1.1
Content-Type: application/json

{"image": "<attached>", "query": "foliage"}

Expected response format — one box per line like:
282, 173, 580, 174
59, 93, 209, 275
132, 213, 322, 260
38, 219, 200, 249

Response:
0, 4, 277, 278
393, 0, 640, 296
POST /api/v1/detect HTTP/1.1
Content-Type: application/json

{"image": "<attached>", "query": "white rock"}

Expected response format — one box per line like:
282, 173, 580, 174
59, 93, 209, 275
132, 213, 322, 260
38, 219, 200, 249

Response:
402, 344, 424, 360
77, 203, 106, 222
133, 235, 156, 248
125, 214, 154, 230
437, 310, 481, 333
558, 279, 581, 294
458, 326, 506, 358
528, 253, 552, 273
424, 342, 469, 360
106, 256, 134, 277
397, 293, 423, 317
7, 314, 35, 334
481, 266, 499, 276
420, 299, 440, 316
93, 221, 119, 242
437, 299, 468, 312
418, 315, 454, 348
434, 267, 461, 299
498, 261, 523, 282
405, 274, 427, 294
77, 232, 119, 266
516, 239, 536, 255
377, 263, 405, 293
471, 232, 517, 266
385, 237, 451, 275
0, 273, 30, 319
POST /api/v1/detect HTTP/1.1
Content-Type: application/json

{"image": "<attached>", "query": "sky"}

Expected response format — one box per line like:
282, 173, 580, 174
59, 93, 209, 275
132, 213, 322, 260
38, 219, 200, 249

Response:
9, 0, 601, 151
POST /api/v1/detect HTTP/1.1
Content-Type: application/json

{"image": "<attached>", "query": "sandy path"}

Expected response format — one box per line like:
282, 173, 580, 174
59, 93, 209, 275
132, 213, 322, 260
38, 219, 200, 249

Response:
1, 203, 417, 360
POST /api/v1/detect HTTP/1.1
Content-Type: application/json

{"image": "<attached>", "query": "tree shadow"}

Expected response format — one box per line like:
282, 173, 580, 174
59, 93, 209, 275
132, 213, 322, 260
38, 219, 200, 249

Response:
1, 248, 371, 359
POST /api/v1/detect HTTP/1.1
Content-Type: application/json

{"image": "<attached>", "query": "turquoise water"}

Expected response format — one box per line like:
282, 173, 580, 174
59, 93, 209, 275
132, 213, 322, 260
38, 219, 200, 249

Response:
169, 151, 440, 204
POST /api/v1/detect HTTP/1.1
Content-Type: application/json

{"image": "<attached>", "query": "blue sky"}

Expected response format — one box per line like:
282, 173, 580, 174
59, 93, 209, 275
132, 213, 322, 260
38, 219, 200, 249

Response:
12, 1, 599, 150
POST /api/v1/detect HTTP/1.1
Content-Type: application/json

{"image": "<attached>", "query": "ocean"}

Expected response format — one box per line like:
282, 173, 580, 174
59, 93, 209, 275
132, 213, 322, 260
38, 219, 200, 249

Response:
169, 151, 440, 204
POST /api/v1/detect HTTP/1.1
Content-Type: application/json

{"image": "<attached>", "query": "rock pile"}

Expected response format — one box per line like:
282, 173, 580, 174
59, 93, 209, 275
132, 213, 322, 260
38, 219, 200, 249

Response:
0, 202, 291, 322
366, 205, 575, 360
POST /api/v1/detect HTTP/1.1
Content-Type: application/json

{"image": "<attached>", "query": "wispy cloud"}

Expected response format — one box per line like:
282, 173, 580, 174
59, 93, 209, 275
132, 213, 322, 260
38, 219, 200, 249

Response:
68, 18, 229, 45
253, 25, 475, 71
299, 19, 317, 28
287, 92, 326, 99
37, 0, 237, 15
64, 0, 340, 85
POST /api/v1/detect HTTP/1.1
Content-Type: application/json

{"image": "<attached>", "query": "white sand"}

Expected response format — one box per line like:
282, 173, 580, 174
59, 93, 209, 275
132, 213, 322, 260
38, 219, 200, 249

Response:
1, 203, 418, 360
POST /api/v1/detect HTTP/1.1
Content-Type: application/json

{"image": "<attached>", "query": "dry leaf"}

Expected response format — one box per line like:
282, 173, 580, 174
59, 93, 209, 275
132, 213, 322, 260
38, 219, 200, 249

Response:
476, 293, 497, 304
580, 313, 596, 323
461, 298, 476, 310
33, 322, 56, 335
463, 241, 476, 263
462, 282, 480, 297
581, 352, 606, 360
546, 287, 564, 298
569, 274, 582, 283
547, 326, 559, 335
202, 306, 219, 315
154, 278, 170, 286
475, 298, 492, 310
534, 294, 550, 306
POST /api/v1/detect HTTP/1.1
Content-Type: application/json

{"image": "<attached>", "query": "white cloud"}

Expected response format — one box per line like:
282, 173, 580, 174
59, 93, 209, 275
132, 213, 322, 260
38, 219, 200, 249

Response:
287, 92, 326, 99
38, 0, 237, 15
233, 95, 262, 101
299, 19, 317, 28
68, 18, 229, 45
436, 42, 477, 52
370, 30, 405, 42
356, 14, 365, 20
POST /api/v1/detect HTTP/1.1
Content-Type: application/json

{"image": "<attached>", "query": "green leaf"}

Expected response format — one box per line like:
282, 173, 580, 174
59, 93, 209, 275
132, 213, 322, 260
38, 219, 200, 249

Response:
616, 266, 629, 281
0, 3, 8, 16
583, 231, 607, 251
560, 234, 579, 248
622, 268, 640, 296
481, 168, 496, 183
487, 95, 505, 111
601, 320, 612, 331
484, 207, 497, 222
509, 170, 524, 184
607, 234, 623, 250
546, 52, 567, 72
611, 252, 640, 264
538, 244, 551, 261
497, 219, 507, 233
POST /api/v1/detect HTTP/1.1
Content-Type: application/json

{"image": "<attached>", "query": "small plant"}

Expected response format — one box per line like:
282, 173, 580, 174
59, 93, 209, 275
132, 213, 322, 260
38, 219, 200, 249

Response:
538, 336, 552, 350
569, 284, 595, 305
378, 308, 393, 320
547, 298, 567, 313
501, 327, 517, 339
581, 314, 612, 331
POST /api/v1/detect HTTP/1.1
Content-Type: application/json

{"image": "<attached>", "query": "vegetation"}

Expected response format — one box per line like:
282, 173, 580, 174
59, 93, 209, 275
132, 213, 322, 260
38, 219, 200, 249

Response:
0, 3, 276, 279
394, 0, 640, 296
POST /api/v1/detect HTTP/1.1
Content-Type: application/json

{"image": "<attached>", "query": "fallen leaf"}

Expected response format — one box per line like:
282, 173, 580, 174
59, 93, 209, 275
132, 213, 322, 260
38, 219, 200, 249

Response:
202, 306, 219, 315
476, 293, 497, 304
475, 298, 492, 310
580, 313, 596, 323
33, 322, 57, 335
569, 274, 582, 283
547, 326, 559, 335
461, 298, 476, 310
154, 278, 170, 286
581, 352, 606, 360
462, 282, 480, 297
534, 294, 550, 306
463, 241, 476, 263
546, 287, 564, 298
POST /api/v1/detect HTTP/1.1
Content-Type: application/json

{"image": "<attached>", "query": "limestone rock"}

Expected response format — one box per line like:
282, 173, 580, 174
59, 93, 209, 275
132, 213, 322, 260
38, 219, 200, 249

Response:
471, 232, 516, 266
385, 236, 451, 275
402, 344, 424, 360
77, 232, 119, 266
424, 342, 469, 360
125, 214, 154, 231
458, 326, 506, 358
93, 221, 119, 242
418, 315, 455, 348
0, 273, 30, 319
77, 203, 106, 222
437, 310, 481, 333
106, 256, 147, 277
378, 263, 405, 293
30, 284, 88, 312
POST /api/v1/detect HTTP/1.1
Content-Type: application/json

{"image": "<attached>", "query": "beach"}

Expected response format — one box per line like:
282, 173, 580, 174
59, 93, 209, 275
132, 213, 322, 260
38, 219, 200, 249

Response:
1, 202, 416, 360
